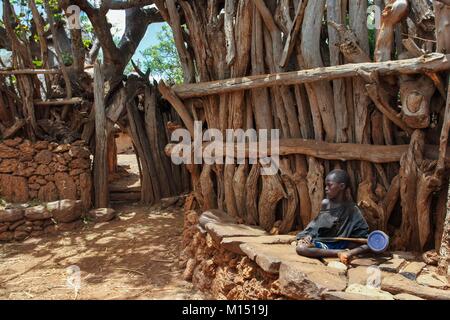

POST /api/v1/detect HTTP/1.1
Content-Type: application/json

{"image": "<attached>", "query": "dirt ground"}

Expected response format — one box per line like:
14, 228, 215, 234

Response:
0, 204, 206, 300
0, 154, 206, 300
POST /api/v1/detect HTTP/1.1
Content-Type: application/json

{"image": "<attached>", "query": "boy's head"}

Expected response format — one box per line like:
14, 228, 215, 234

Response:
325, 169, 350, 200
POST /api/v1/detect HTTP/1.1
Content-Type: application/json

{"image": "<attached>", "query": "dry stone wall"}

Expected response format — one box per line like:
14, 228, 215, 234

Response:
0, 137, 92, 208
181, 207, 450, 300
0, 199, 85, 241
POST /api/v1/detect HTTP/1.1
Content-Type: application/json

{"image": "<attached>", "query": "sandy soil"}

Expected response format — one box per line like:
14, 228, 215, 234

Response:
0, 154, 206, 300
0, 204, 206, 300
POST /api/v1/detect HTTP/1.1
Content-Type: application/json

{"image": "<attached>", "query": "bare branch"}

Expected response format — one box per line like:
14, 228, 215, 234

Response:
104, 0, 156, 10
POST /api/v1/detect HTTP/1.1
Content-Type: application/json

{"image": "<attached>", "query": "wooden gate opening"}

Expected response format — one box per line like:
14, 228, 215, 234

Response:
108, 127, 141, 203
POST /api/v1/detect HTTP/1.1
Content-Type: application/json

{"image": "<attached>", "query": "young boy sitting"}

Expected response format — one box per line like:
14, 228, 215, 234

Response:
296, 169, 370, 264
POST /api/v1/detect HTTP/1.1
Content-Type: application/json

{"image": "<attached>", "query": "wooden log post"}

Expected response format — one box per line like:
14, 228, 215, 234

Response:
93, 61, 109, 208
437, 75, 450, 275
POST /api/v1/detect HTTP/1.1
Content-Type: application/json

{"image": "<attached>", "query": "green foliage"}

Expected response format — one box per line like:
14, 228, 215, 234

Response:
61, 52, 73, 66
82, 38, 92, 49
368, 28, 376, 60
139, 24, 184, 84
32, 59, 43, 68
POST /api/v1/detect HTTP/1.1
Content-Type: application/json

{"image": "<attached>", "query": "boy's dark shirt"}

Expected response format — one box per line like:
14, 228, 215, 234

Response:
296, 201, 369, 241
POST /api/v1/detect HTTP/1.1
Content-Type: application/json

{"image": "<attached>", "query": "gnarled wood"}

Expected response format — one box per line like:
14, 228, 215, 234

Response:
200, 164, 217, 210
245, 163, 260, 225
258, 171, 286, 232
171, 53, 450, 99
278, 172, 299, 234
233, 163, 247, 219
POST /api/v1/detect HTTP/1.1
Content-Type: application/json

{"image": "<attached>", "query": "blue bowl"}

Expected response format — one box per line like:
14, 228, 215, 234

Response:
367, 230, 389, 252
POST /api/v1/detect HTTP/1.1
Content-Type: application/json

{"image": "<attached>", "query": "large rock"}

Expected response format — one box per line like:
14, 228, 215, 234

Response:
3, 137, 23, 147
199, 210, 238, 228
0, 231, 14, 241
56, 220, 84, 232
399, 261, 426, 280
240, 243, 323, 274
88, 208, 115, 222
322, 291, 381, 300
348, 266, 372, 286
279, 260, 347, 299
38, 182, 59, 202
221, 235, 296, 255
53, 144, 71, 153
14, 230, 29, 241
345, 283, 394, 300
54, 154, 68, 166
416, 273, 448, 289
350, 256, 391, 267
69, 146, 90, 159
35, 164, 52, 176
205, 221, 267, 244
15, 163, 35, 177
54, 172, 77, 199
70, 158, 91, 170
9, 219, 25, 230
0, 209, 24, 222
47, 199, 83, 223
0, 159, 19, 173
24, 205, 52, 221
0, 144, 19, 158
0, 174, 29, 203
35, 150, 53, 165
381, 273, 450, 300
327, 261, 348, 272
18, 149, 35, 161
34, 141, 49, 150
394, 293, 424, 300
392, 251, 420, 261
379, 258, 406, 273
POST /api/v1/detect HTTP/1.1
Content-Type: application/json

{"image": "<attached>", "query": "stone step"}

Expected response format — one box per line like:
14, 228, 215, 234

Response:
381, 273, 450, 300
279, 260, 347, 299
221, 235, 296, 255
205, 221, 268, 243
239, 243, 323, 274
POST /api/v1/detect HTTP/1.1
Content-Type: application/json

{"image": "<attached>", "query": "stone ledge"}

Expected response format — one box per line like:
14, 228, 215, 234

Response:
221, 235, 295, 255
184, 210, 450, 300
240, 243, 323, 274
205, 221, 268, 243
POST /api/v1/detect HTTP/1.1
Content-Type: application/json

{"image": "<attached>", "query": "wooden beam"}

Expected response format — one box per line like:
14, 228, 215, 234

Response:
171, 53, 450, 99
436, 74, 450, 177
93, 61, 109, 208
34, 97, 83, 106
164, 139, 449, 165
0, 68, 61, 75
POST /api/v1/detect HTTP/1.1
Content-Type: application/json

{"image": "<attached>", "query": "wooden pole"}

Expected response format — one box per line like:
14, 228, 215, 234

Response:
164, 139, 448, 164
0, 68, 61, 75
437, 75, 450, 276
93, 61, 109, 208
34, 97, 83, 106
171, 53, 450, 99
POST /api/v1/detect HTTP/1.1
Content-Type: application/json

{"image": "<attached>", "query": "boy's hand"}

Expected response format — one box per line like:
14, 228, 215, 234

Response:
298, 235, 312, 246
